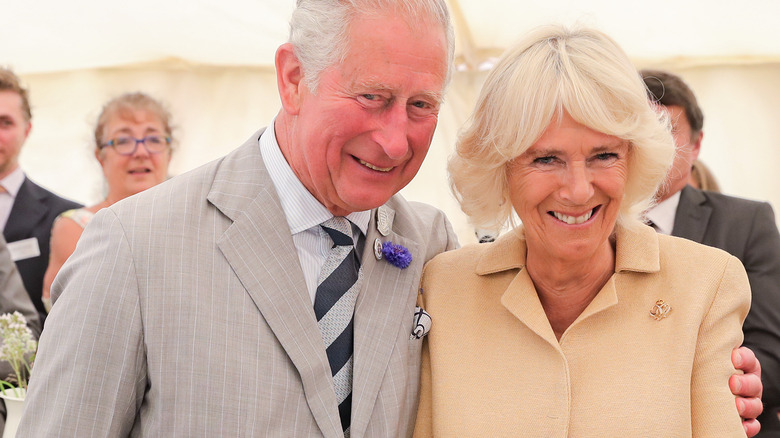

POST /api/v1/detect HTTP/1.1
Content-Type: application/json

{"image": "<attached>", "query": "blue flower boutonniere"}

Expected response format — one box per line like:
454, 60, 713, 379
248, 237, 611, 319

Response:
381, 241, 412, 269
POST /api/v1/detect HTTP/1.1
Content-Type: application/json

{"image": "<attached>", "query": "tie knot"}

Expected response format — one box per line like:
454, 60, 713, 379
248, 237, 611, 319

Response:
321, 217, 353, 247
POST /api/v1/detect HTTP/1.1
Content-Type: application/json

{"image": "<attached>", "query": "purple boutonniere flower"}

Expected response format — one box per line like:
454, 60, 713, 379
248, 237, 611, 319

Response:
381, 241, 412, 269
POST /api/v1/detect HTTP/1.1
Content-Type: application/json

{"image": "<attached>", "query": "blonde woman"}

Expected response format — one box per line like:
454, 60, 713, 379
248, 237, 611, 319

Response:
415, 26, 750, 436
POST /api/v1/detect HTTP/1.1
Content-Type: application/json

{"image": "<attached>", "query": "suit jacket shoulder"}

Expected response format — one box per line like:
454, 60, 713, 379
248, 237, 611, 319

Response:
3, 177, 82, 318
674, 185, 775, 255
384, 196, 460, 262
23, 178, 82, 212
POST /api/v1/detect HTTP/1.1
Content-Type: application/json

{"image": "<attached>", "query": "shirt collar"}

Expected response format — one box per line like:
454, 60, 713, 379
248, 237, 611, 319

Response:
645, 190, 682, 235
259, 120, 370, 236
0, 167, 26, 198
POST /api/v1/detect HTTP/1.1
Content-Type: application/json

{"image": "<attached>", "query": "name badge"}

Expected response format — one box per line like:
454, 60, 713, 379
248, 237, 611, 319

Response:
7, 237, 41, 262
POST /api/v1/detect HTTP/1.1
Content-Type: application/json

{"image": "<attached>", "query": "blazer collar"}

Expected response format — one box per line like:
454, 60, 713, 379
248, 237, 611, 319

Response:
475, 224, 660, 276
212, 130, 343, 437
481, 224, 660, 346
350, 202, 422, 438
671, 185, 712, 243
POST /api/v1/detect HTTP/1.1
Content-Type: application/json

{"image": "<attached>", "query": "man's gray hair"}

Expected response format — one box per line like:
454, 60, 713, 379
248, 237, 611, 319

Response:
289, 0, 455, 92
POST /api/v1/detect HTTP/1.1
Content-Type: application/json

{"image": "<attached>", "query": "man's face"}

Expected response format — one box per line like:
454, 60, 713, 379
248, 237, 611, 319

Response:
0, 90, 31, 179
285, 12, 448, 216
656, 104, 702, 202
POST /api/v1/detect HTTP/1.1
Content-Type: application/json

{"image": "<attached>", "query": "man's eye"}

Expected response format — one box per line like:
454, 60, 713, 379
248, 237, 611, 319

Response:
358, 94, 387, 107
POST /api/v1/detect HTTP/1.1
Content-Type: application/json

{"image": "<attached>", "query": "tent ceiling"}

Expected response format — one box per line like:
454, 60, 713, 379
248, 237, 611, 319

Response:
4, 0, 779, 74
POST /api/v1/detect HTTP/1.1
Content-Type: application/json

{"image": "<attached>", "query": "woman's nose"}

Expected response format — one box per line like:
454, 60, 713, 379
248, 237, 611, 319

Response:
559, 163, 594, 204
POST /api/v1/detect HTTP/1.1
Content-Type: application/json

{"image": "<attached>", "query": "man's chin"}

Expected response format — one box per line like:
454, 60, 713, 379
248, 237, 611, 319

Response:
335, 192, 396, 215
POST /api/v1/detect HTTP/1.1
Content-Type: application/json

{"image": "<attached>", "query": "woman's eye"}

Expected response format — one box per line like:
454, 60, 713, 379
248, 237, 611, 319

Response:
534, 156, 556, 165
595, 152, 618, 161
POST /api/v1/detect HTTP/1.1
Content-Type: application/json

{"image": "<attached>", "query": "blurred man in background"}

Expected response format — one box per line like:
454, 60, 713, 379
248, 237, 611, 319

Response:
643, 69, 780, 436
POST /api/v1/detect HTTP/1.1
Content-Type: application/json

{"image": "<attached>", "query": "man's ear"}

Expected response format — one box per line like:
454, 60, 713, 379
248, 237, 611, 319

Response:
691, 130, 703, 161
276, 43, 305, 116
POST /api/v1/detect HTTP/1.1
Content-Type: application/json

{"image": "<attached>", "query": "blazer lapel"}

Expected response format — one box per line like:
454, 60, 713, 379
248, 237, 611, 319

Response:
478, 229, 560, 346
350, 204, 420, 437
672, 185, 711, 243
4, 178, 47, 242
209, 132, 342, 437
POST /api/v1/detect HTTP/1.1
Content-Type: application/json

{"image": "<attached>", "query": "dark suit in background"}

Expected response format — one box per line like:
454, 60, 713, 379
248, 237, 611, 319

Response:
673, 184, 780, 434
2, 177, 81, 322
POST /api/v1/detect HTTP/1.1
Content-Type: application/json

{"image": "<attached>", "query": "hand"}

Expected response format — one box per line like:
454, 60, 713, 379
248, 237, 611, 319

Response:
730, 346, 763, 437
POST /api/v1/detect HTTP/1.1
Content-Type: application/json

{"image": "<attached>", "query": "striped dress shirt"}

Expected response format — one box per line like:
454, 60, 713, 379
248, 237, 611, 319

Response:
259, 123, 370, 303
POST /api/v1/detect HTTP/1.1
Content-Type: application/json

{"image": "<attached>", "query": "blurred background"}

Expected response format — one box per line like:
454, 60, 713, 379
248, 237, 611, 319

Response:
3, 0, 779, 244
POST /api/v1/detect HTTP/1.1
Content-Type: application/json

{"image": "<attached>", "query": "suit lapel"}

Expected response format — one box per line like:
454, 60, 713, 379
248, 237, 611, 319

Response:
350, 204, 420, 437
672, 185, 711, 243
4, 178, 47, 241
209, 132, 342, 437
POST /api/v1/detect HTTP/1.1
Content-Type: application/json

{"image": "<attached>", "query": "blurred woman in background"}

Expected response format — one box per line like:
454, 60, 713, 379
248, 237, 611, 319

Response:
42, 92, 173, 311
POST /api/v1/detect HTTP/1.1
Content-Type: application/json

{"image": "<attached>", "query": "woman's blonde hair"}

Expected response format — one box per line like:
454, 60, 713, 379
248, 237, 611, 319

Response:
94, 92, 173, 150
450, 25, 675, 232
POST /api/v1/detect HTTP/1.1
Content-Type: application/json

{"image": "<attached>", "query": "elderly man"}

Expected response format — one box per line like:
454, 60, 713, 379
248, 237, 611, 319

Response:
0, 68, 81, 323
643, 69, 780, 436
19, 1, 454, 436
17, 3, 763, 437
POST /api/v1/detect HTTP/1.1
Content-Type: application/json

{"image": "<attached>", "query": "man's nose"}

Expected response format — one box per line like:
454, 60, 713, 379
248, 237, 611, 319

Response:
373, 104, 410, 160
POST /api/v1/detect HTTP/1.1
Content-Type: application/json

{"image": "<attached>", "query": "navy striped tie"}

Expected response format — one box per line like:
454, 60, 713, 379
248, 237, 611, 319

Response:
315, 217, 362, 436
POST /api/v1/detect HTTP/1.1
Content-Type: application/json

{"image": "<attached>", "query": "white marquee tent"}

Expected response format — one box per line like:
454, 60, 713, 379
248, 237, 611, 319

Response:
4, 0, 780, 243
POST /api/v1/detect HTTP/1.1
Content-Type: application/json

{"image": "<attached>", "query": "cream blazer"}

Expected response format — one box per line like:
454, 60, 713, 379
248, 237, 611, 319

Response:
414, 224, 749, 437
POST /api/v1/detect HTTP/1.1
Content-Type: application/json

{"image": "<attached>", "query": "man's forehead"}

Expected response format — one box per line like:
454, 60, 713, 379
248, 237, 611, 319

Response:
351, 77, 443, 100
340, 10, 449, 89
0, 90, 25, 113
664, 105, 691, 128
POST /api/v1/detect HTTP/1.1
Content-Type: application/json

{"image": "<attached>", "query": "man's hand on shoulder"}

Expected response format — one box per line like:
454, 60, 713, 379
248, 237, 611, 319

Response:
731, 346, 763, 437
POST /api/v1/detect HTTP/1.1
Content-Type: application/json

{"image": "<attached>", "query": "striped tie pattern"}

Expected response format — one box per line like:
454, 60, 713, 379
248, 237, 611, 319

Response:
315, 217, 362, 437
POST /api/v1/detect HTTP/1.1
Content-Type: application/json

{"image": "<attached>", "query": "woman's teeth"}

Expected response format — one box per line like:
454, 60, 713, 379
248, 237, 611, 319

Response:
553, 209, 593, 225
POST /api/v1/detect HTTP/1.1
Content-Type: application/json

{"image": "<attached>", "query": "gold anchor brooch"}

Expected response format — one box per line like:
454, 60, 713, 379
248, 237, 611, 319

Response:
649, 300, 671, 321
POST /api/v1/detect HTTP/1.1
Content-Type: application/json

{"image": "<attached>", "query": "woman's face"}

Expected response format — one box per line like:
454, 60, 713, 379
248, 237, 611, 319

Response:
97, 109, 171, 201
507, 112, 629, 263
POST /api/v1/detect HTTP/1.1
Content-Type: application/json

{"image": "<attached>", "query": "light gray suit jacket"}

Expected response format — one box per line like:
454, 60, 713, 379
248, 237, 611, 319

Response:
18, 131, 458, 437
